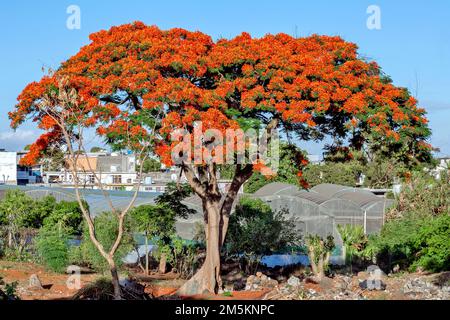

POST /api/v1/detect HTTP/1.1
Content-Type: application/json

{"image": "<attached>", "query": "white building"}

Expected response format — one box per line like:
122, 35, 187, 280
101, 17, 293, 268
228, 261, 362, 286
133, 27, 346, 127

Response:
0, 151, 42, 185
0, 151, 17, 184
43, 152, 138, 191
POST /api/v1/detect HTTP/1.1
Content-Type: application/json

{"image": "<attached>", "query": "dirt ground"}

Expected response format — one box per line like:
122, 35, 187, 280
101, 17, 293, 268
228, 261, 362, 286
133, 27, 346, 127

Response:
0, 260, 268, 300
1, 260, 448, 300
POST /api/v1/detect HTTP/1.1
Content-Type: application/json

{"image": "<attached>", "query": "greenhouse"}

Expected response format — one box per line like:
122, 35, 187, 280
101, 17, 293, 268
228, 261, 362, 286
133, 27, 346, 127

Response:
0, 182, 393, 242
250, 183, 394, 244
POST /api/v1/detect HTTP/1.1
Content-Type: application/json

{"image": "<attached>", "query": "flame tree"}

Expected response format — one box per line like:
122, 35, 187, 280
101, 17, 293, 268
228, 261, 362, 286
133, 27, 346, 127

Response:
10, 22, 431, 295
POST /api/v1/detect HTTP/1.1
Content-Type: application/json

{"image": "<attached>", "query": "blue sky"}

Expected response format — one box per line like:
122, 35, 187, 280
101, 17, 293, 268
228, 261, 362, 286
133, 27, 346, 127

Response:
0, 0, 449, 155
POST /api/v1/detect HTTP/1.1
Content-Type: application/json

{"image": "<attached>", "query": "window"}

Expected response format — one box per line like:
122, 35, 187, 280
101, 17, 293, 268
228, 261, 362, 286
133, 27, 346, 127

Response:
89, 175, 95, 184
127, 178, 132, 184
112, 175, 122, 184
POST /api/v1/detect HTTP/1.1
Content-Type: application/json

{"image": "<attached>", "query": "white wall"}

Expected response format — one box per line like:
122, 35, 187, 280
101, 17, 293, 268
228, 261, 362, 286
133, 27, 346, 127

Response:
0, 152, 17, 184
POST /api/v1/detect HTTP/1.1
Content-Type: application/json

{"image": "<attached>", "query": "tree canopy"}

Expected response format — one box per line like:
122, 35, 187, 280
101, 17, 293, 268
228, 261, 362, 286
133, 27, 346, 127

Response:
10, 22, 431, 178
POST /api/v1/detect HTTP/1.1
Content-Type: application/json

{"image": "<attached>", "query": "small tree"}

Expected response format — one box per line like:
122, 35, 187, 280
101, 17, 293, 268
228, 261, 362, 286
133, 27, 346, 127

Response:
130, 182, 194, 274
129, 204, 176, 274
0, 190, 35, 257
80, 212, 134, 273
10, 75, 158, 299
226, 197, 301, 273
306, 235, 335, 281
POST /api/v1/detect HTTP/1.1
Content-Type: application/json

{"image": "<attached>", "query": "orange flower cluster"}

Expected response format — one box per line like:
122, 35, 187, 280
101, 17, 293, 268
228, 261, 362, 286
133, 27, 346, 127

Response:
9, 22, 431, 171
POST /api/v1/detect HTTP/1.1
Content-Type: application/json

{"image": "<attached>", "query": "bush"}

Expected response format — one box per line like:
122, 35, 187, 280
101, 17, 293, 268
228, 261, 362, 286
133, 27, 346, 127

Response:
373, 214, 450, 272
80, 212, 134, 273
35, 225, 70, 273
337, 224, 368, 265
43, 200, 86, 235
225, 197, 301, 273
370, 171, 450, 273
387, 171, 449, 220
412, 214, 450, 272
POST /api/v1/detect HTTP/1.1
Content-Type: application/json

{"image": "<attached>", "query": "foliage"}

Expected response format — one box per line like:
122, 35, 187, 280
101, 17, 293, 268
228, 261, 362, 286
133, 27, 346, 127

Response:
244, 143, 309, 193
130, 204, 176, 239
0, 276, 20, 300
154, 182, 195, 219
0, 190, 35, 228
40, 145, 66, 172
303, 161, 363, 187
137, 158, 161, 173
411, 214, 450, 272
337, 224, 368, 264
43, 200, 86, 235
387, 171, 449, 220
225, 197, 301, 272
306, 234, 335, 278
80, 212, 134, 272
157, 236, 201, 279
35, 224, 70, 273
371, 214, 450, 272
11, 23, 432, 181
90, 146, 106, 153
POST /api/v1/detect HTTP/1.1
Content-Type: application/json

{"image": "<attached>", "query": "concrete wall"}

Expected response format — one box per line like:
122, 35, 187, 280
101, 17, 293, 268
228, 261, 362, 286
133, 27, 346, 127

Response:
0, 152, 17, 184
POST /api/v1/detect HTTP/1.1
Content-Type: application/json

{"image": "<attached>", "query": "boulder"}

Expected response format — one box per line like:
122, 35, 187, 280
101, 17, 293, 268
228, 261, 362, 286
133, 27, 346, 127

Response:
287, 276, 301, 287
29, 274, 43, 289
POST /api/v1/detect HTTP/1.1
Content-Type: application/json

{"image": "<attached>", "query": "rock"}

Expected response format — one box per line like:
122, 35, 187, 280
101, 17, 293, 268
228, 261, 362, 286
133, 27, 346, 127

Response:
28, 274, 43, 289
256, 272, 263, 278
261, 274, 268, 282
359, 278, 386, 291
268, 279, 279, 288
119, 279, 145, 295
287, 276, 301, 287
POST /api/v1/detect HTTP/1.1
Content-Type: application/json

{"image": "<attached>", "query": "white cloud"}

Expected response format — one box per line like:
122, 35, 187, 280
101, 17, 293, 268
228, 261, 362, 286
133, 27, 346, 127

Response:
0, 129, 39, 151
0, 129, 37, 141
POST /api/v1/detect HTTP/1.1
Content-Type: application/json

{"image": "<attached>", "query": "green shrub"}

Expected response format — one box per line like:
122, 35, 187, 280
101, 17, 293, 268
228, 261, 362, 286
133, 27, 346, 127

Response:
387, 171, 449, 220
43, 200, 86, 235
372, 214, 450, 272
35, 225, 70, 273
225, 197, 301, 273
411, 214, 450, 272
80, 212, 134, 272
370, 171, 450, 272
337, 224, 368, 264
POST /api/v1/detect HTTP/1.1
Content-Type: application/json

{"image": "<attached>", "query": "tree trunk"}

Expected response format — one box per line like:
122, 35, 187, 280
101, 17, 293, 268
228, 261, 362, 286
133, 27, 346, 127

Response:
177, 198, 222, 295
159, 253, 167, 274
145, 233, 149, 275
108, 259, 121, 300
